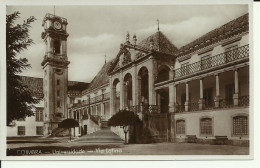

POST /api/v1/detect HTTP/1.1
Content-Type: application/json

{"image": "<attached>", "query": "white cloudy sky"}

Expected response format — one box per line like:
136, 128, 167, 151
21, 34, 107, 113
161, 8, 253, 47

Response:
7, 5, 248, 83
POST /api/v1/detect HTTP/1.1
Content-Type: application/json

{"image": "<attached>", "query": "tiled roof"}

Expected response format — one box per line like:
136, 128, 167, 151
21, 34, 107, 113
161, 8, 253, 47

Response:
19, 76, 89, 97
137, 31, 178, 55
82, 59, 115, 94
177, 13, 249, 58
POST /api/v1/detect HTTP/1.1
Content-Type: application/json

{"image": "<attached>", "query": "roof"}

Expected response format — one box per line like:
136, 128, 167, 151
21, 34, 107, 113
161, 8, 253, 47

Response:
177, 13, 249, 58
20, 76, 89, 97
82, 59, 115, 94
138, 31, 179, 55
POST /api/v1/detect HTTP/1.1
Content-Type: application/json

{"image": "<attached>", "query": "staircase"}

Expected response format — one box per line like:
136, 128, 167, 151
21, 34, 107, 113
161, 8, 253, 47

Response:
50, 127, 70, 137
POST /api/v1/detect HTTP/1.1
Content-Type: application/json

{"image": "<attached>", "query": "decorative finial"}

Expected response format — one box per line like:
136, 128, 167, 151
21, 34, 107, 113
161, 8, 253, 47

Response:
54, 6, 55, 16
157, 19, 160, 32
105, 54, 107, 64
126, 32, 130, 42
133, 34, 137, 46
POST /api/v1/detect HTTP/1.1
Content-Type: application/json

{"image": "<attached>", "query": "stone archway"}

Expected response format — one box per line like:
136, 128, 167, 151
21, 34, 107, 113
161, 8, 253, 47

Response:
123, 73, 133, 109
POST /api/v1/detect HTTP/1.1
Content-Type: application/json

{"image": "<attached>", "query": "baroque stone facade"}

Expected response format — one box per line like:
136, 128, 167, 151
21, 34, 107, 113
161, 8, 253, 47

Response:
7, 13, 250, 146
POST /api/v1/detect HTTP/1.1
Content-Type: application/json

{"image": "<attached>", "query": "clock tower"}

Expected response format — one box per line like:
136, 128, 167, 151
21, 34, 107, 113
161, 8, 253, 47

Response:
41, 13, 70, 135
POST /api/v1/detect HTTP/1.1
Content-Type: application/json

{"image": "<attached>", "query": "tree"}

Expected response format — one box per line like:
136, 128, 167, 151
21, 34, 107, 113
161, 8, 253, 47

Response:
58, 118, 79, 141
6, 11, 38, 125
108, 109, 142, 144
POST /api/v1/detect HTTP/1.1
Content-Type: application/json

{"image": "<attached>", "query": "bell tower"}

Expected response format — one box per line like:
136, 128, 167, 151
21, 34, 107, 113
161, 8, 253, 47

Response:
41, 13, 70, 135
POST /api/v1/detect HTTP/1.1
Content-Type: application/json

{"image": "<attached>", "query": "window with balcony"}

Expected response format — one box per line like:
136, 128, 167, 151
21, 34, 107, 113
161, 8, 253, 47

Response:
57, 100, 61, 107
36, 126, 44, 135
225, 84, 235, 105
200, 118, 213, 135
176, 120, 186, 134
18, 126, 25, 135
57, 79, 60, 85
233, 116, 248, 135
203, 88, 213, 109
54, 40, 61, 54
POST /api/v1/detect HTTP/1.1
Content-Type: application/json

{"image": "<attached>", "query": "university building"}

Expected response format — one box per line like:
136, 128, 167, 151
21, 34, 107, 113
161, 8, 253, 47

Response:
7, 13, 250, 145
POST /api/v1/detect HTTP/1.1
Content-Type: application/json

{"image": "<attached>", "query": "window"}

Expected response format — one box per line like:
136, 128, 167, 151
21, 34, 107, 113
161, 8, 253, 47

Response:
57, 100, 61, 107
35, 110, 43, 121
54, 40, 61, 54
36, 126, 44, 135
233, 116, 248, 135
18, 126, 25, 135
176, 120, 185, 134
200, 118, 212, 135
57, 79, 60, 85
57, 90, 60, 97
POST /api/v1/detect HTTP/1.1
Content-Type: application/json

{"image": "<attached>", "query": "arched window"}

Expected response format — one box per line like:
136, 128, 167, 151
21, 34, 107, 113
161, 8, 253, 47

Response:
200, 118, 212, 135
54, 40, 61, 54
176, 120, 185, 134
233, 116, 248, 135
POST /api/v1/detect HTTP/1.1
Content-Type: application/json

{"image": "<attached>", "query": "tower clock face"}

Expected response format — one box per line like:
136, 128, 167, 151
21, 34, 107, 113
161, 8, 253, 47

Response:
54, 21, 62, 30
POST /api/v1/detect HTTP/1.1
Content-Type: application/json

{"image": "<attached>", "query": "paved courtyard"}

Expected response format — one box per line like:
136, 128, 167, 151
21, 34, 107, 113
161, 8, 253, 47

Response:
7, 128, 249, 156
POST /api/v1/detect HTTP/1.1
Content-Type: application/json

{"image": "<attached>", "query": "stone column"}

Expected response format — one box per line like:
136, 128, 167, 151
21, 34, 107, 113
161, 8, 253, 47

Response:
120, 72, 125, 110
125, 82, 128, 109
233, 69, 239, 106
214, 74, 220, 108
101, 102, 104, 116
174, 84, 177, 112
198, 79, 205, 110
132, 65, 137, 106
169, 83, 175, 113
148, 57, 156, 105
185, 82, 190, 112
109, 77, 114, 117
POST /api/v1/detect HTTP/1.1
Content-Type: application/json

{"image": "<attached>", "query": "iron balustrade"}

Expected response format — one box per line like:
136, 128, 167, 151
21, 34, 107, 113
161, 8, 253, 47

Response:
239, 95, 249, 107
90, 97, 95, 104
129, 104, 161, 113
95, 95, 103, 102
175, 104, 185, 113
174, 44, 249, 78
219, 99, 234, 109
190, 102, 199, 112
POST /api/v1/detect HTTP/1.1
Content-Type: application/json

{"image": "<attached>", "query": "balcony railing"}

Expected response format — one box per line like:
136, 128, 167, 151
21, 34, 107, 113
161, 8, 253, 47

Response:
175, 104, 185, 113
190, 102, 199, 112
176, 95, 249, 113
103, 92, 110, 100
129, 104, 161, 113
239, 95, 249, 107
174, 44, 249, 79
95, 95, 103, 102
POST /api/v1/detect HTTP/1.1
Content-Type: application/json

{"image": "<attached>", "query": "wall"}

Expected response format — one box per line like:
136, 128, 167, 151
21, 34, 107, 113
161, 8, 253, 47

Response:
7, 116, 44, 137
175, 107, 249, 141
